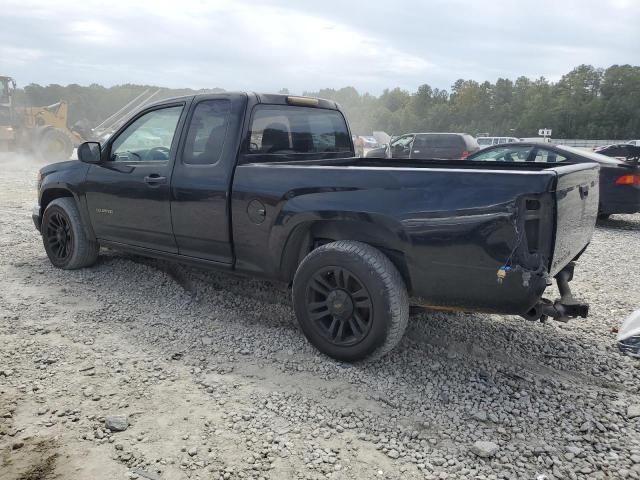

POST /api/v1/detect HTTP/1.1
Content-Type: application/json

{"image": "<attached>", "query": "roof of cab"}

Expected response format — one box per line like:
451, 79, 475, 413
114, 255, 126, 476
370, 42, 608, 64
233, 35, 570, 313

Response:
144, 92, 341, 111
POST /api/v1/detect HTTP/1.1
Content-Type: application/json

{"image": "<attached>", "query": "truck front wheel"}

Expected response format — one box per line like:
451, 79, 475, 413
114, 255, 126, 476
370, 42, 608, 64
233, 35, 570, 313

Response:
292, 241, 409, 362
41, 198, 99, 269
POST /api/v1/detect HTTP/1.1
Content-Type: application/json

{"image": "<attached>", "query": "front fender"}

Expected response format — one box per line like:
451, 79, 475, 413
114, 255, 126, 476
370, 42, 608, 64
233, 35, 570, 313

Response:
38, 162, 94, 240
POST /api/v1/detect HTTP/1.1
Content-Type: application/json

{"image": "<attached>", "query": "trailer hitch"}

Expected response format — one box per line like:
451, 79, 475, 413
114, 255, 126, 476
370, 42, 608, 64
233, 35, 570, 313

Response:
522, 262, 589, 323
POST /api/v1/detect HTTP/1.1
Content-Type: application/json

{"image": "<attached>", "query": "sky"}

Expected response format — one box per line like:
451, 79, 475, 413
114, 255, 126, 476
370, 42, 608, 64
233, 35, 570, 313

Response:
1, 0, 639, 95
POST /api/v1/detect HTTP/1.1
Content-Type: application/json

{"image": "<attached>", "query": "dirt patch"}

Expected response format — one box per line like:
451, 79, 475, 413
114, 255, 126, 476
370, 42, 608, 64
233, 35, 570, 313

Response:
17, 453, 58, 480
2, 439, 58, 480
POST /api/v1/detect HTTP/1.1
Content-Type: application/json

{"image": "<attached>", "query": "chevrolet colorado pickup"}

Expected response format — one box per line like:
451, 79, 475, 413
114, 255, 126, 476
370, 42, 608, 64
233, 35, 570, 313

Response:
33, 93, 599, 361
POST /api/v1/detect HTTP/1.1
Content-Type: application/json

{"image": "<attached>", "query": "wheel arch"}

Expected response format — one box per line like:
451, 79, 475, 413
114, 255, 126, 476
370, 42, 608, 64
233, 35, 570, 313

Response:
279, 219, 412, 292
40, 186, 95, 241
41, 187, 74, 213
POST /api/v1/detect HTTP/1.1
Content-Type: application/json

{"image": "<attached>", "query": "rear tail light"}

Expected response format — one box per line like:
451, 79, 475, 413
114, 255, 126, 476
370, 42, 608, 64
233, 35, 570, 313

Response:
615, 174, 640, 186
461, 150, 469, 159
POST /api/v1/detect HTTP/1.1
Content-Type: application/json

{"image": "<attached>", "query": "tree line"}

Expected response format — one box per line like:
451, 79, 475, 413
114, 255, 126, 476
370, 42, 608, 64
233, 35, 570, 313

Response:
14, 64, 640, 139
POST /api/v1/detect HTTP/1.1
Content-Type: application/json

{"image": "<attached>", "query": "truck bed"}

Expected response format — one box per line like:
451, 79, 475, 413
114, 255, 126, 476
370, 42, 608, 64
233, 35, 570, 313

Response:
231, 158, 599, 315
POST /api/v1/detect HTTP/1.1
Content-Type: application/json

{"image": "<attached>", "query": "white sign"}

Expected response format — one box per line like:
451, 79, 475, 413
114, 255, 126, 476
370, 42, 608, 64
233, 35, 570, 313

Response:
538, 128, 552, 137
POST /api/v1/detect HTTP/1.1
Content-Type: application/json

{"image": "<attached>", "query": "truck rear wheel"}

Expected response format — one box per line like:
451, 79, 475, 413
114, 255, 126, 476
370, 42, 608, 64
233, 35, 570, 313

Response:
292, 240, 409, 362
41, 198, 99, 269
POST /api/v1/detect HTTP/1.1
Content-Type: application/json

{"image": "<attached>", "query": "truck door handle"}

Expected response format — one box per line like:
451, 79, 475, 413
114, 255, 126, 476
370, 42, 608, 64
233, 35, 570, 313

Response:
144, 175, 167, 186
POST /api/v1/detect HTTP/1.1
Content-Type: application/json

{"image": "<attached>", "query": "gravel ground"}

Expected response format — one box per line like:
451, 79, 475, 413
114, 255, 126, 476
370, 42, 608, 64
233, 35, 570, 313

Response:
1, 155, 639, 480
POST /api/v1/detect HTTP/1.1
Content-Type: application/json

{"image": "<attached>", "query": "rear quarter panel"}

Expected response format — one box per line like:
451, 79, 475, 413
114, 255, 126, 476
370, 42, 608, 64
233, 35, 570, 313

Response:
231, 163, 559, 315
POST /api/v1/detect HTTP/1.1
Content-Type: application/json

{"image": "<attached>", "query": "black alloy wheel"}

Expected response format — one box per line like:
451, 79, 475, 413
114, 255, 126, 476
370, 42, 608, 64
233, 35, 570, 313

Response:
293, 240, 409, 361
306, 266, 373, 347
45, 211, 73, 262
41, 197, 99, 270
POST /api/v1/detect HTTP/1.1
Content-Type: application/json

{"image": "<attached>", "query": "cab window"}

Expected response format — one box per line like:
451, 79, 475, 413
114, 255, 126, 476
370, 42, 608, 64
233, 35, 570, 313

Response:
111, 106, 183, 162
246, 105, 352, 161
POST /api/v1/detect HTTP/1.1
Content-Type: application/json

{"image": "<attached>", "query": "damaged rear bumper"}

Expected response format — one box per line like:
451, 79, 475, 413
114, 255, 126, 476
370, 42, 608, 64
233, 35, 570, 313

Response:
521, 262, 589, 322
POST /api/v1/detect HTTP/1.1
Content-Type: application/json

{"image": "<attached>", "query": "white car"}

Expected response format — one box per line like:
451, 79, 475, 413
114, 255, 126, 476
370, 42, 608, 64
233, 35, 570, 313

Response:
477, 136, 520, 149
627, 140, 640, 146
618, 310, 640, 357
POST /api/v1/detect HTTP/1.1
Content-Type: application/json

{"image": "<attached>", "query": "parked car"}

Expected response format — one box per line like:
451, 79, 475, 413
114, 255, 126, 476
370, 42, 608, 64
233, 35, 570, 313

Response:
595, 144, 640, 164
627, 140, 640, 147
476, 136, 520, 149
354, 135, 380, 157
366, 132, 479, 160
33, 93, 597, 361
618, 310, 640, 357
467, 143, 640, 219
359, 136, 379, 149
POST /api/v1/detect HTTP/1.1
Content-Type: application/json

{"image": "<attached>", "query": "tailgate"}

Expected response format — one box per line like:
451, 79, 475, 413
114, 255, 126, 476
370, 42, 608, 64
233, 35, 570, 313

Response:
549, 163, 599, 275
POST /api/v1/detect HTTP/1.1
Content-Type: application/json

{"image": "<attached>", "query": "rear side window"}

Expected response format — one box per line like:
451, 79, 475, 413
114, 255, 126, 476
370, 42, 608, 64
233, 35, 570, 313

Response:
247, 106, 352, 160
182, 99, 231, 165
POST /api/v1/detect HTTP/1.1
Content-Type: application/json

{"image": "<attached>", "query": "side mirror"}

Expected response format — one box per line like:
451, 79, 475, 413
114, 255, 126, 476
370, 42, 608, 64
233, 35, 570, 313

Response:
78, 141, 101, 164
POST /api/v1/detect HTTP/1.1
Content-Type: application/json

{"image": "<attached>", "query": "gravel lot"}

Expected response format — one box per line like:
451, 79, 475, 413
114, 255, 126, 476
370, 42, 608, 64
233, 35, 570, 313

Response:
1, 155, 639, 480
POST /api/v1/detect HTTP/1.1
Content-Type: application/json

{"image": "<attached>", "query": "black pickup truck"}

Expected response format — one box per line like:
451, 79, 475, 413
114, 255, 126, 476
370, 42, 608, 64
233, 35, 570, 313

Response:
33, 93, 599, 361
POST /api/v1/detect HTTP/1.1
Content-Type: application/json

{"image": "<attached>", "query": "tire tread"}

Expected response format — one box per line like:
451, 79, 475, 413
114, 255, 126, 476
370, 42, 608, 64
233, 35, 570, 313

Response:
293, 240, 409, 361
44, 198, 99, 269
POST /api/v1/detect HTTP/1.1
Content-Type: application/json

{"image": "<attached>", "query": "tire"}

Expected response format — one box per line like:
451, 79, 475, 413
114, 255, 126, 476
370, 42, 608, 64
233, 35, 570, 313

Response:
41, 197, 99, 269
292, 240, 409, 362
38, 128, 73, 162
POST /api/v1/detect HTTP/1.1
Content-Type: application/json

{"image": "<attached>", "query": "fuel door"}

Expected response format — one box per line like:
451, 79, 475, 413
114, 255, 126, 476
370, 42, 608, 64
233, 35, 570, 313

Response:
247, 199, 267, 224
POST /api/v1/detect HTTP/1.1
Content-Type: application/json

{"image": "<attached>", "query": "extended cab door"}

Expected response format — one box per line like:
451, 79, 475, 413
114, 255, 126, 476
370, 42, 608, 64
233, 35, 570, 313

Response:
169, 94, 246, 264
84, 102, 188, 252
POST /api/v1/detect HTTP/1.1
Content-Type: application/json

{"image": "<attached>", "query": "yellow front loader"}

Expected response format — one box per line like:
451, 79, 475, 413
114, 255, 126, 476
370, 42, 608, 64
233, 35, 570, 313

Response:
0, 75, 86, 161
